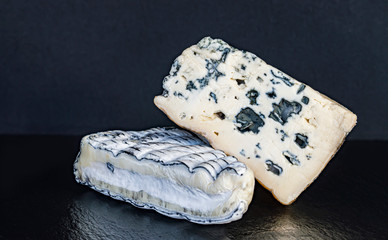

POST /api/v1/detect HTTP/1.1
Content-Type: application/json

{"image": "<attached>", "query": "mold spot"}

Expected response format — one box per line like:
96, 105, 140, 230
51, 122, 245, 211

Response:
246, 89, 259, 105
269, 99, 302, 125
265, 160, 282, 175
302, 96, 309, 105
280, 130, 288, 141
171, 60, 181, 76
235, 108, 265, 134
297, 84, 306, 94
173, 91, 186, 99
236, 79, 246, 86
282, 151, 300, 166
209, 92, 218, 103
240, 149, 246, 156
295, 133, 309, 148
214, 111, 226, 120
266, 88, 277, 99
270, 69, 294, 86
186, 81, 197, 91
106, 162, 115, 173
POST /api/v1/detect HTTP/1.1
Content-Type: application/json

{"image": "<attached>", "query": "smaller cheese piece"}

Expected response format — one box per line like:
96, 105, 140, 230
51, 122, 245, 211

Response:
154, 37, 357, 205
73, 127, 255, 224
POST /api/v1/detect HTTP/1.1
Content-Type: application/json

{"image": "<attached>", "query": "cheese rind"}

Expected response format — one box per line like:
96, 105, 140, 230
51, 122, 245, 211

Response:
154, 37, 357, 205
73, 127, 255, 224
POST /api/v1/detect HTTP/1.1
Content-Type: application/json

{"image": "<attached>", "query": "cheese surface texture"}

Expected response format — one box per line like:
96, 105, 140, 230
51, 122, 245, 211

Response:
154, 37, 357, 205
74, 127, 255, 224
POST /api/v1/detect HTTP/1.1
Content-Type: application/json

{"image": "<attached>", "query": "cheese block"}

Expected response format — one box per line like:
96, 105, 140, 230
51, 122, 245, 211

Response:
154, 37, 357, 205
73, 127, 255, 224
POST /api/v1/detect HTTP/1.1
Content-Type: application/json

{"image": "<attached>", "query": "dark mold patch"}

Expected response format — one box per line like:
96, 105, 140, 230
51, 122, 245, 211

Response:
265, 160, 282, 175
270, 69, 294, 86
196, 52, 227, 89
280, 130, 288, 141
282, 151, 300, 166
269, 99, 302, 125
246, 89, 259, 105
240, 149, 246, 156
106, 162, 115, 173
173, 91, 186, 99
186, 81, 197, 91
295, 133, 308, 149
235, 108, 265, 134
297, 84, 306, 94
301, 96, 309, 105
214, 111, 226, 120
220, 48, 230, 63
236, 79, 246, 86
171, 60, 181, 76
266, 88, 277, 99
197, 77, 210, 88
209, 92, 218, 103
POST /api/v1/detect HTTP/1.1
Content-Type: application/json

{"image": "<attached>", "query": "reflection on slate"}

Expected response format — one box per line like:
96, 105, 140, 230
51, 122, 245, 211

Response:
66, 191, 358, 239
0, 136, 387, 239
67, 192, 227, 240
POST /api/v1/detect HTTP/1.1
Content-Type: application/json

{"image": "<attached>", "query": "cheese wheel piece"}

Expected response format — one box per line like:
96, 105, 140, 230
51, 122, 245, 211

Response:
74, 127, 255, 224
154, 37, 357, 205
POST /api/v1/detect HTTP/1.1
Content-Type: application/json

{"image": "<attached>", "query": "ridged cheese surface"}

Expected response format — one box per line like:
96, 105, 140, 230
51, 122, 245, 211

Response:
74, 127, 255, 224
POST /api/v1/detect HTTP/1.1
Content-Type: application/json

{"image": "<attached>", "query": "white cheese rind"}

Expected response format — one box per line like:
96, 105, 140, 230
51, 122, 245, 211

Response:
73, 127, 255, 224
154, 37, 357, 205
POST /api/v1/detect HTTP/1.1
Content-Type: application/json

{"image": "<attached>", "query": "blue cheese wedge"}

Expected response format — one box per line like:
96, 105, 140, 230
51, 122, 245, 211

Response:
73, 127, 255, 224
154, 37, 357, 205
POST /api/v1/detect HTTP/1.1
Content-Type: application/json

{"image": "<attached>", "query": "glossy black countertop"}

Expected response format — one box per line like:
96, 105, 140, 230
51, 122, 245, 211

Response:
0, 136, 387, 239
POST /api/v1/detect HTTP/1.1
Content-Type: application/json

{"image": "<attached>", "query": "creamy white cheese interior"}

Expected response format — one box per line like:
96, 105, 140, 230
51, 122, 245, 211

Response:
82, 161, 232, 213
154, 37, 357, 205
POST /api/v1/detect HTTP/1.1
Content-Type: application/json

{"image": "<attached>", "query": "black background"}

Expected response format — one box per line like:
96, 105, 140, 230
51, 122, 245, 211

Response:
1, 0, 387, 139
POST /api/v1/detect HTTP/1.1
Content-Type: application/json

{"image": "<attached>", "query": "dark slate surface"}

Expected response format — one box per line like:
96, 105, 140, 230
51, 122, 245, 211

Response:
0, 136, 387, 239
0, 0, 387, 139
